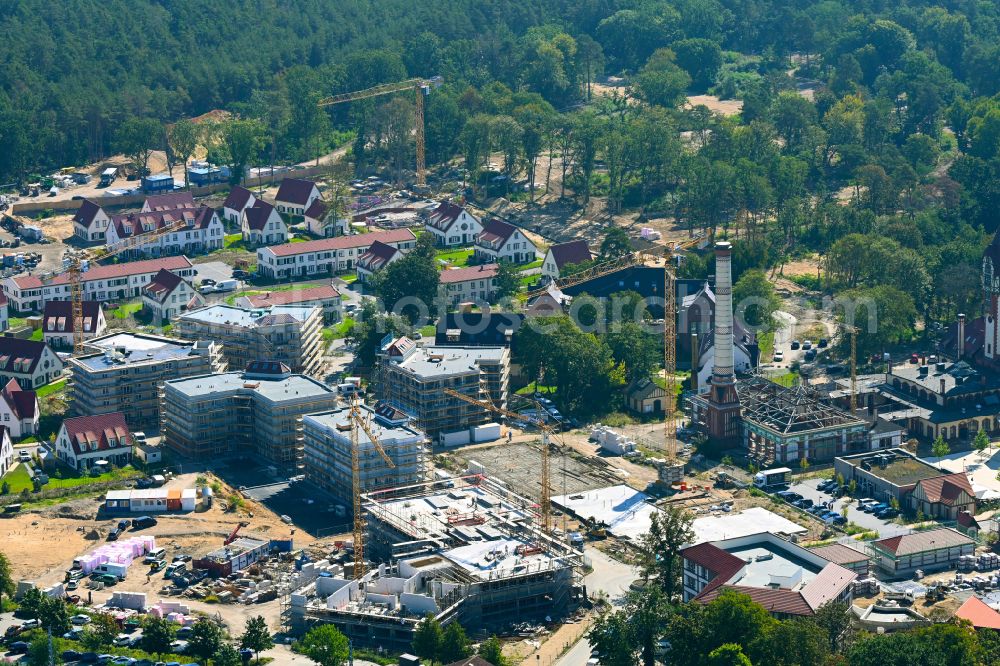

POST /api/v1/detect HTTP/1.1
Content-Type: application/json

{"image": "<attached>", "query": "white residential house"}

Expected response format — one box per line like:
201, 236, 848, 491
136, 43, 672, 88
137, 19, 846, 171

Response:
0, 292, 8, 332
0, 378, 39, 438
72, 200, 112, 242
54, 412, 133, 472
0, 426, 12, 477
275, 178, 321, 216
242, 200, 289, 246
439, 264, 499, 305
474, 219, 539, 264
356, 241, 403, 283
541, 240, 593, 281
424, 201, 483, 247
106, 206, 224, 256
1, 256, 196, 313
42, 301, 107, 349
305, 199, 348, 237
256, 228, 418, 279
142, 268, 203, 322
142, 192, 195, 212
0, 338, 64, 389
222, 186, 257, 228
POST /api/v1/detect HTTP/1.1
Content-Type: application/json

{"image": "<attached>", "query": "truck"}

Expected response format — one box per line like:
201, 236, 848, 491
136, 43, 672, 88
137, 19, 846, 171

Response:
753, 467, 792, 489
99, 167, 119, 187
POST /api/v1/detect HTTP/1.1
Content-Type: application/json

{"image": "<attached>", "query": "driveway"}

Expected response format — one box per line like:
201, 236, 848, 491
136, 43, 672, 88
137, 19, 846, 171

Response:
191, 260, 234, 284
788, 477, 913, 539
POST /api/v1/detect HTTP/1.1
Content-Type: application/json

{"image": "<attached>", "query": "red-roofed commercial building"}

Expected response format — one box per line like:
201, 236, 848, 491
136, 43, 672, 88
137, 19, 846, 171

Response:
235, 284, 342, 322
425, 201, 483, 247
0, 378, 38, 438
681, 532, 856, 618
54, 412, 133, 472
256, 229, 417, 279
440, 264, 500, 305
474, 219, 539, 264
1, 256, 196, 313
541, 240, 593, 281
870, 527, 975, 576
275, 178, 321, 216
42, 300, 107, 349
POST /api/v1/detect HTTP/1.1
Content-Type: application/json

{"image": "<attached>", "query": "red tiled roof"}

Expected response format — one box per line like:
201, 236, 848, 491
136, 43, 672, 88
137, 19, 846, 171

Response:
61, 412, 131, 457
477, 218, 517, 246
304, 198, 328, 220
698, 585, 814, 616
42, 301, 103, 334
244, 285, 340, 308
439, 264, 499, 284
955, 596, 1000, 630
357, 241, 401, 272
0, 338, 52, 374
244, 200, 277, 231
427, 201, 470, 231
548, 240, 592, 269
143, 268, 186, 303
681, 542, 745, 596
223, 186, 255, 211
275, 178, 318, 206
808, 543, 870, 565
111, 206, 216, 239
73, 199, 104, 228
144, 192, 195, 211
916, 472, 975, 506
12, 256, 193, 290
800, 563, 856, 611
1, 378, 36, 420
874, 528, 974, 556
263, 228, 416, 257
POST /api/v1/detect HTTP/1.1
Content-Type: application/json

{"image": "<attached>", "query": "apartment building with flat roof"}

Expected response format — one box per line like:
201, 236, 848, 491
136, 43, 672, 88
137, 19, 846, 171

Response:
161, 361, 338, 469
172, 304, 324, 377
68, 332, 225, 431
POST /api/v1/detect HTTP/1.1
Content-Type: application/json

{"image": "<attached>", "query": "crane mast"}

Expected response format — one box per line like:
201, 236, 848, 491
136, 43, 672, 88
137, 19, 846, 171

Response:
348, 394, 395, 579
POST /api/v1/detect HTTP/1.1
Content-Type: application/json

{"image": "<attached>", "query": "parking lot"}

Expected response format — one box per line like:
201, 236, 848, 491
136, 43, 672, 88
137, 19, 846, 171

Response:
786, 477, 913, 539
241, 481, 348, 537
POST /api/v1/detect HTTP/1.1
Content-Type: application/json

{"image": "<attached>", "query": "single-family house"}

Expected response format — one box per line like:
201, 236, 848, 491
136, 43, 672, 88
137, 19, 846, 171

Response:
143, 192, 195, 212
142, 268, 203, 323
625, 377, 667, 415
256, 228, 418, 279
236, 284, 342, 323
275, 178, 321, 216
242, 200, 289, 246
356, 241, 403, 283
424, 201, 483, 247
222, 186, 257, 228
72, 200, 112, 242
0, 378, 38, 438
54, 412, 133, 472
541, 240, 592, 281
42, 301, 107, 349
305, 199, 346, 237
439, 264, 499, 305
106, 206, 224, 256
0, 426, 11, 477
474, 219, 538, 264
0, 338, 63, 389
910, 472, 977, 521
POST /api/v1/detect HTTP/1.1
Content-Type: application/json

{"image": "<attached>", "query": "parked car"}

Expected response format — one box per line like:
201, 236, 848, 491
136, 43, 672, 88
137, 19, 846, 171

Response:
80, 653, 99, 663
149, 560, 167, 573
132, 515, 157, 530
819, 338, 828, 348
94, 574, 118, 585
232, 269, 250, 279
773, 351, 784, 362
803, 340, 813, 350
790, 340, 801, 350
175, 627, 193, 640
876, 508, 899, 519
63, 650, 83, 661
71, 614, 92, 625
113, 634, 135, 647
793, 498, 814, 509
108, 526, 124, 541
8, 641, 29, 655
66, 580, 79, 591
804, 349, 818, 361
172, 554, 192, 563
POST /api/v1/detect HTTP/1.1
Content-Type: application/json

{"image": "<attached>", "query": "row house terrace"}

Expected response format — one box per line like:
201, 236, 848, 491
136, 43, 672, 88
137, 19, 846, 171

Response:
256, 229, 417, 280
106, 206, 224, 256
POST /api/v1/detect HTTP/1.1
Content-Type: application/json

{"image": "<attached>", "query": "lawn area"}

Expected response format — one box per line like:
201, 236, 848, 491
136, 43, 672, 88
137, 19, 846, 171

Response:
418, 324, 436, 337
38, 378, 66, 398
772, 370, 799, 387
0, 464, 33, 493
324, 317, 355, 341
758, 330, 774, 359
519, 274, 539, 288
519, 259, 544, 271
436, 248, 475, 267
8, 317, 27, 329
224, 233, 245, 249
516, 382, 557, 396
28, 328, 42, 341
340, 274, 358, 284
110, 301, 143, 319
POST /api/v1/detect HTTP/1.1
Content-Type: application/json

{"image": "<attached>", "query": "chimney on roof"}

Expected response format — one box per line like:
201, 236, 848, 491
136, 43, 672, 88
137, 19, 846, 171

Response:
958, 313, 966, 359
940, 378, 946, 394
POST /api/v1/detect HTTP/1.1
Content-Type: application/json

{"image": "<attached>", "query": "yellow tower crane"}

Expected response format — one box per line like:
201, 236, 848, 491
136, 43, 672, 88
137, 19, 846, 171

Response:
442, 388, 555, 533
38, 218, 189, 354
347, 394, 396, 579
317, 76, 443, 187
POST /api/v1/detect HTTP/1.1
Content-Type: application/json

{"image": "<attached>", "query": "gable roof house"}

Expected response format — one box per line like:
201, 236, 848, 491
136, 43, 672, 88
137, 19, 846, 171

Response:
304, 198, 348, 238
0, 426, 11, 478
474, 219, 539, 265
54, 412, 133, 472
72, 199, 112, 242
424, 201, 483, 247
142, 268, 203, 323
625, 377, 668, 415
439, 264, 500, 305
541, 240, 593, 281
275, 178, 321, 216
222, 186, 257, 227
42, 301, 107, 349
142, 191, 195, 212
106, 206, 224, 256
910, 472, 977, 520
0, 378, 39, 438
356, 241, 403, 283
256, 228, 418, 279
241, 200, 289, 246
0, 337, 63, 389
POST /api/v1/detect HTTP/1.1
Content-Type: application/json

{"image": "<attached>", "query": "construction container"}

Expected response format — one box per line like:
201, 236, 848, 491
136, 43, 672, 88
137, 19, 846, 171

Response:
472, 423, 501, 443
440, 430, 471, 447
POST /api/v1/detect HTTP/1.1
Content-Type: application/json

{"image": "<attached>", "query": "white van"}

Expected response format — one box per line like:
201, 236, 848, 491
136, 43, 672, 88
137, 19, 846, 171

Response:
213, 279, 240, 293
143, 547, 166, 563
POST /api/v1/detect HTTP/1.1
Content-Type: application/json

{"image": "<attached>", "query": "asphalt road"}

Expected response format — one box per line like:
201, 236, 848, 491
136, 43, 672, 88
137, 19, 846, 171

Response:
787, 477, 913, 538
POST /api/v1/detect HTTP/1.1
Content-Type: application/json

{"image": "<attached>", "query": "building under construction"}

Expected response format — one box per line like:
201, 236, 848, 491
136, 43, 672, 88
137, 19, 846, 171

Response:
285, 475, 582, 648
